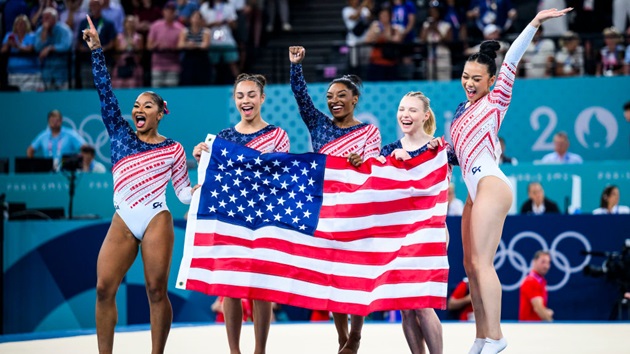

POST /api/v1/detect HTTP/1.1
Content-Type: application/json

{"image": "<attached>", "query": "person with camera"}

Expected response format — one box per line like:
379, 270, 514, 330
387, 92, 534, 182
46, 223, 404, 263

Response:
343, 0, 373, 70
519, 250, 554, 322
112, 15, 144, 88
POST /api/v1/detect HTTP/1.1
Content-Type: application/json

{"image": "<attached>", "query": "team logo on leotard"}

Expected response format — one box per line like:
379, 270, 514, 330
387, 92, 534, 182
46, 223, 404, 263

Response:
471, 166, 481, 175
152, 202, 163, 209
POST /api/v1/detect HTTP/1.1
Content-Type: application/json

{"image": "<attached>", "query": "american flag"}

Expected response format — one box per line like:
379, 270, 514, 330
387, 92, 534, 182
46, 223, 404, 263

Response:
176, 135, 450, 315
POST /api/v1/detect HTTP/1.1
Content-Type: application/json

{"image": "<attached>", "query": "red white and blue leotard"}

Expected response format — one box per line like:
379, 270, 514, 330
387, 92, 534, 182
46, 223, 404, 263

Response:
450, 25, 537, 201
290, 63, 381, 159
218, 125, 290, 153
91, 48, 192, 240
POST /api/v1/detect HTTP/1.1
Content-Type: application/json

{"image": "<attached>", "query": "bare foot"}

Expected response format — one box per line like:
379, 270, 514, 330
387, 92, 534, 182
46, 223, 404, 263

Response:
338, 333, 361, 354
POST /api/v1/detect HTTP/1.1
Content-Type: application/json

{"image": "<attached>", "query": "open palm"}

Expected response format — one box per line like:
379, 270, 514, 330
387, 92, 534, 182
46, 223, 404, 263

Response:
82, 15, 101, 50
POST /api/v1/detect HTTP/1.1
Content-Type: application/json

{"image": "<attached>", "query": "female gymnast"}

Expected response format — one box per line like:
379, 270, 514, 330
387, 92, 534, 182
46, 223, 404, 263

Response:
82, 15, 197, 354
289, 45, 381, 354
193, 73, 290, 354
428, 7, 573, 354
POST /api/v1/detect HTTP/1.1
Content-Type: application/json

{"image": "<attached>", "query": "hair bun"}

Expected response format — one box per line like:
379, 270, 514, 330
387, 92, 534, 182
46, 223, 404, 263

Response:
163, 100, 170, 115
479, 40, 500, 60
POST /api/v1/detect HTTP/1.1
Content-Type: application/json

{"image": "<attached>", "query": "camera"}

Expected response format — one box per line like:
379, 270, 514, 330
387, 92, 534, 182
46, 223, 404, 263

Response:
61, 154, 83, 172
582, 239, 630, 291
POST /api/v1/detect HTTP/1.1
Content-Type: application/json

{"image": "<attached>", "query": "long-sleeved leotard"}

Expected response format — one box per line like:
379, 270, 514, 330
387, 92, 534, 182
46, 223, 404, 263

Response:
218, 125, 290, 153
290, 63, 381, 159
92, 47, 192, 240
449, 25, 537, 201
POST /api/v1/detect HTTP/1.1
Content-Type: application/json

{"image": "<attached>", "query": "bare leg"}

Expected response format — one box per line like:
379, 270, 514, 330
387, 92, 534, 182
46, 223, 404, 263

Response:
401, 310, 425, 354
141, 211, 175, 354
253, 300, 273, 354
95, 213, 140, 354
466, 177, 512, 341
332, 313, 349, 352
223, 297, 244, 354
416, 308, 442, 354
339, 315, 363, 354
462, 196, 486, 340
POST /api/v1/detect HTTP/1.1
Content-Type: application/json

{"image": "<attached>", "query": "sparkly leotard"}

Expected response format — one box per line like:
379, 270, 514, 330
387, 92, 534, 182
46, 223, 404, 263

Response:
449, 25, 537, 201
92, 48, 192, 240
290, 63, 381, 158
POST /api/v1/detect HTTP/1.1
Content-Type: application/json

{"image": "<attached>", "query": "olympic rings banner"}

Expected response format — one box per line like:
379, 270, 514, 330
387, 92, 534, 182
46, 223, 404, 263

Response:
3, 214, 629, 335
445, 214, 630, 321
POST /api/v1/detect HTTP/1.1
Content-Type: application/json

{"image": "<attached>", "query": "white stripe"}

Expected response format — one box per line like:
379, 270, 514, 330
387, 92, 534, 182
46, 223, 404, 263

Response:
190, 245, 449, 278
316, 202, 448, 232
185, 269, 447, 304
321, 179, 449, 206
325, 149, 447, 185
193, 219, 447, 251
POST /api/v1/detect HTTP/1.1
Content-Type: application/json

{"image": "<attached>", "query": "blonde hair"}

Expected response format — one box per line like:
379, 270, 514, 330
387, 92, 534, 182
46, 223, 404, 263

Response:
404, 91, 436, 135
12, 14, 32, 34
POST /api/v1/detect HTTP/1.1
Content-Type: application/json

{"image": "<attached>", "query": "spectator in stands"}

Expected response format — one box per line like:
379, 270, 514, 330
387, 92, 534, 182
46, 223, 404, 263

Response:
554, 30, 584, 77
133, 0, 164, 35
33, 7, 73, 90
498, 136, 517, 165
60, 0, 88, 48
520, 182, 560, 215
31, 0, 59, 29
177, 10, 211, 86
447, 182, 464, 216
78, 144, 107, 173
176, 0, 200, 26
596, 27, 625, 77
519, 250, 553, 322
100, 0, 125, 33
200, 0, 241, 83
592, 185, 630, 214
364, 5, 403, 81
265, 0, 292, 32
624, 26, 630, 75
443, 0, 468, 45
77, 0, 118, 88
540, 131, 583, 164
420, 0, 453, 81
448, 277, 474, 321
1, 14, 44, 92
147, 1, 185, 87
2, 0, 29, 37
466, 0, 517, 38
390, 0, 417, 79
624, 101, 630, 122
211, 296, 253, 323
27, 109, 85, 170
538, 0, 568, 37
522, 26, 555, 78
343, 0, 373, 72
112, 15, 144, 88
465, 24, 509, 74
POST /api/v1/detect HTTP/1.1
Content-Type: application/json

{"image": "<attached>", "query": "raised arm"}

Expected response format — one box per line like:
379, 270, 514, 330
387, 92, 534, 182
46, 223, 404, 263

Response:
82, 15, 131, 139
171, 143, 193, 204
288, 46, 329, 131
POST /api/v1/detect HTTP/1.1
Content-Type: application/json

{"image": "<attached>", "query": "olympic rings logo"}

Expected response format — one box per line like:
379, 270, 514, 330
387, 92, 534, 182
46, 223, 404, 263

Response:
63, 114, 133, 164
494, 231, 592, 292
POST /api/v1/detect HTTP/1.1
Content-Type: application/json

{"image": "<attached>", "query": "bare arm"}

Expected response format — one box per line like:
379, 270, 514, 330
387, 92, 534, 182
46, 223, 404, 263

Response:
531, 297, 553, 321
448, 294, 471, 311
26, 146, 35, 158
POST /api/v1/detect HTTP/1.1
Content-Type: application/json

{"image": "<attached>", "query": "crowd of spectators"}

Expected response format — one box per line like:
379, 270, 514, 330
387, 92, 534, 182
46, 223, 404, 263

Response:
0, 0, 292, 91
343, 0, 630, 81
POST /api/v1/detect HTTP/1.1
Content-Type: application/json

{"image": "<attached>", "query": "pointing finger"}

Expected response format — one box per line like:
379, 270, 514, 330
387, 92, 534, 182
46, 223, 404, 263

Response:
86, 15, 95, 31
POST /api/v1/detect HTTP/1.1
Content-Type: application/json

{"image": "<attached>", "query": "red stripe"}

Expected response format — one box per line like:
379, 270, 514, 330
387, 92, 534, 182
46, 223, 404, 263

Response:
188, 258, 448, 292
112, 143, 177, 174
322, 164, 447, 194
313, 215, 447, 241
193, 233, 447, 264
324, 145, 443, 173
184, 282, 446, 315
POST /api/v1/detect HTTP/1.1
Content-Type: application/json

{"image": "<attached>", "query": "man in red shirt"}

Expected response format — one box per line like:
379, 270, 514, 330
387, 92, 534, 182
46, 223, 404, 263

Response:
448, 277, 474, 321
519, 250, 554, 321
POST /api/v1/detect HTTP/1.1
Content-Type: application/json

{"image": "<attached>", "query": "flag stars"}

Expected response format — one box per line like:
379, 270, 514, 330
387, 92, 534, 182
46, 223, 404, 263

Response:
251, 182, 260, 191
236, 154, 245, 162
272, 160, 281, 167
240, 189, 248, 197
255, 209, 263, 217
210, 190, 219, 198
272, 172, 281, 180
263, 165, 271, 172
218, 164, 226, 171
280, 181, 289, 189
245, 215, 253, 223
244, 162, 252, 169
220, 148, 228, 156
262, 178, 270, 186
247, 199, 256, 208
301, 167, 309, 176
234, 167, 243, 176
310, 161, 318, 169
219, 200, 227, 208
253, 170, 262, 179
282, 166, 290, 173
285, 206, 293, 215
270, 187, 278, 195
229, 195, 237, 203
306, 194, 314, 202
227, 159, 234, 167
208, 206, 216, 213
277, 197, 286, 205
258, 193, 267, 202
228, 210, 235, 217
291, 160, 300, 167
266, 203, 275, 211
215, 174, 223, 182
298, 185, 306, 193
291, 174, 299, 182
292, 216, 300, 224
288, 191, 296, 199
295, 201, 304, 209
274, 213, 282, 221
237, 205, 245, 213
254, 156, 262, 165
308, 178, 315, 186
303, 210, 312, 219
299, 224, 307, 230
221, 185, 230, 193
233, 178, 241, 187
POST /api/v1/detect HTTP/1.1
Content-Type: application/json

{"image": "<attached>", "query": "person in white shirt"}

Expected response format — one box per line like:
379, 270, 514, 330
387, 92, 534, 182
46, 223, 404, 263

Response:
592, 185, 630, 214
540, 131, 583, 164
447, 182, 464, 216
